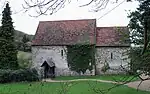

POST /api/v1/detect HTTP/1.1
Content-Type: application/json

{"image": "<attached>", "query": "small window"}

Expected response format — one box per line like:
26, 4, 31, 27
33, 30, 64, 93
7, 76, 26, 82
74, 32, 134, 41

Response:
111, 52, 113, 59
61, 50, 63, 57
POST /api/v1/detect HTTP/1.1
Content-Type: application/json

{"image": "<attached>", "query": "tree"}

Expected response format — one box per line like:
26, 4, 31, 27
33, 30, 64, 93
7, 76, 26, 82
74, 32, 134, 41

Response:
22, 35, 30, 43
0, 3, 18, 69
22, 35, 31, 52
67, 45, 95, 74
128, 0, 150, 76
22, 0, 132, 17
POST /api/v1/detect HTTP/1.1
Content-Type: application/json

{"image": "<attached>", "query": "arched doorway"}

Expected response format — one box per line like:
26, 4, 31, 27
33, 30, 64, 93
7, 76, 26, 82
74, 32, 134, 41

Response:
41, 59, 55, 78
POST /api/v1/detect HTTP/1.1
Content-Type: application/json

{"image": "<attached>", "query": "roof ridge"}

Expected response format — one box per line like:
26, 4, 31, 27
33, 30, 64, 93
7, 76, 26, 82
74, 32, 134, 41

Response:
39, 19, 96, 23
97, 26, 127, 28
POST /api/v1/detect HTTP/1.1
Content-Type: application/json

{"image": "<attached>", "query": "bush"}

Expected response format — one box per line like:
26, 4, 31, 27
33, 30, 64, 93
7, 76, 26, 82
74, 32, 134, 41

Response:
101, 63, 110, 73
0, 68, 39, 83
17, 51, 32, 68
67, 45, 95, 74
0, 69, 12, 83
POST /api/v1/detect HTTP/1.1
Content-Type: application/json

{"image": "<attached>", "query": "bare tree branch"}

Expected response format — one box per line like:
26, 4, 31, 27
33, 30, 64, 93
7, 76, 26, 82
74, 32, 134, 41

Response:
137, 80, 143, 91
79, 0, 95, 7
23, 0, 70, 17
21, 0, 132, 17
0, 0, 6, 15
98, 0, 126, 19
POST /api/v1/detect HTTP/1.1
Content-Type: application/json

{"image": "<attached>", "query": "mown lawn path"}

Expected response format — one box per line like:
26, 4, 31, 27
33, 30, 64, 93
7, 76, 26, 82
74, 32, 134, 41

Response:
43, 79, 120, 84
43, 78, 150, 91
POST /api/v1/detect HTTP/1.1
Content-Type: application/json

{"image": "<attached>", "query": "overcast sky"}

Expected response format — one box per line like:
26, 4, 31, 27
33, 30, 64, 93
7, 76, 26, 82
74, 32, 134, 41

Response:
0, 0, 139, 35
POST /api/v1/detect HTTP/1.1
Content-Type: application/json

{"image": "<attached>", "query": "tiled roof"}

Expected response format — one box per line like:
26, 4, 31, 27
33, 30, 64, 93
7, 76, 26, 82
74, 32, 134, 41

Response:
32, 19, 130, 47
32, 19, 96, 46
96, 27, 130, 46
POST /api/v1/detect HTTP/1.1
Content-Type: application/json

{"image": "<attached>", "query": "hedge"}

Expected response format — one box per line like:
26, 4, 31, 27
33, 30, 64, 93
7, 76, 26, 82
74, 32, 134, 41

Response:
0, 68, 39, 83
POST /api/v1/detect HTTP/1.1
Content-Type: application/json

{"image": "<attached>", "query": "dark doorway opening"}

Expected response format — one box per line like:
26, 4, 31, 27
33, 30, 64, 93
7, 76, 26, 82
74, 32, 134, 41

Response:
41, 61, 55, 79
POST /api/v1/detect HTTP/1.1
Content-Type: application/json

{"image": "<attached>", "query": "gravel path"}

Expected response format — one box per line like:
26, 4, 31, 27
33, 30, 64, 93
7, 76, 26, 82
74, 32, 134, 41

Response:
126, 80, 150, 91
43, 78, 150, 91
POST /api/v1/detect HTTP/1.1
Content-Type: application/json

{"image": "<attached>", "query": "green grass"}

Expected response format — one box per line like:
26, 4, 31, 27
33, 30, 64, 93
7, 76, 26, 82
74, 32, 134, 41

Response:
54, 75, 139, 82
0, 81, 148, 94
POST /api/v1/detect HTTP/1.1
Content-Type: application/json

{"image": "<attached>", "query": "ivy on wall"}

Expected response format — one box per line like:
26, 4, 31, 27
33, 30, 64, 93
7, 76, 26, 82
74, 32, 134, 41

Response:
67, 45, 95, 74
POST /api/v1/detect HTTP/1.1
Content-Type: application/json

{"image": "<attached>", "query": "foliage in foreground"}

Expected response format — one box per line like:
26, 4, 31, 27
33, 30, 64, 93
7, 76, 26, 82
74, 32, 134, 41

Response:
0, 68, 39, 83
0, 81, 149, 94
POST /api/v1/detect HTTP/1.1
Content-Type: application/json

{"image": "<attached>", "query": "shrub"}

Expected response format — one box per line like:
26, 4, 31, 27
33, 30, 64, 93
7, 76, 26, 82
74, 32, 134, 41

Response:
0, 69, 12, 83
67, 45, 95, 74
17, 51, 32, 68
0, 68, 39, 83
101, 63, 110, 73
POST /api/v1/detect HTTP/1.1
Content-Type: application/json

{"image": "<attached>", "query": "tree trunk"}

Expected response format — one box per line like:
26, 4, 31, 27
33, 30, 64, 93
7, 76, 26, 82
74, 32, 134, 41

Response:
142, 20, 148, 54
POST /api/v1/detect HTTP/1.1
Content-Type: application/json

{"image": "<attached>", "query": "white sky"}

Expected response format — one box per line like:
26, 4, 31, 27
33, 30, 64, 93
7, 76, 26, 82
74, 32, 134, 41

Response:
0, 0, 139, 35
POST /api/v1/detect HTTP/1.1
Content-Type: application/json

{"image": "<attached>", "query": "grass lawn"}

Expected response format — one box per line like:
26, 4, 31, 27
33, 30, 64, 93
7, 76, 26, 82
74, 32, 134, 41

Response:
0, 81, 149, 94
54, 75, 139, 82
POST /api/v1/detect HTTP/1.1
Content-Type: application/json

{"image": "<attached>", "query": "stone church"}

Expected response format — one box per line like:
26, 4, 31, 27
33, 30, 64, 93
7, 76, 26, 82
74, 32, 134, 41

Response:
31, 19, 130, 77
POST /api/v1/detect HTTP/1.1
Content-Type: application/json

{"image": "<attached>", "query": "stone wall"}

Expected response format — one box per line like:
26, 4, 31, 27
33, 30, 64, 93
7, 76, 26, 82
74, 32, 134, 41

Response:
32, 46, 95, 77
32, 46, 69, 77
95, 47, 130, 74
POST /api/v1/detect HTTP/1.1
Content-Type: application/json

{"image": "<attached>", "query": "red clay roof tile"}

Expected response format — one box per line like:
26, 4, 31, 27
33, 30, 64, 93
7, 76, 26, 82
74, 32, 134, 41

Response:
32, 19, 129, 46
32, 19, 96, 45
96, 27, 130, 46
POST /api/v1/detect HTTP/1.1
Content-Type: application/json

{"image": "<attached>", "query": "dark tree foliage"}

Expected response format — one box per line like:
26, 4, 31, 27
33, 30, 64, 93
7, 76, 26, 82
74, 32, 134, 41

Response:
129, 47, 150, 75
22, 35, 30, 43
0, 68, 39, 83
67, 45, 95, 74
21, 35, 31, 52
0, 3, 18, 69
128, 0, 150, 74
128, 0, 150, 46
